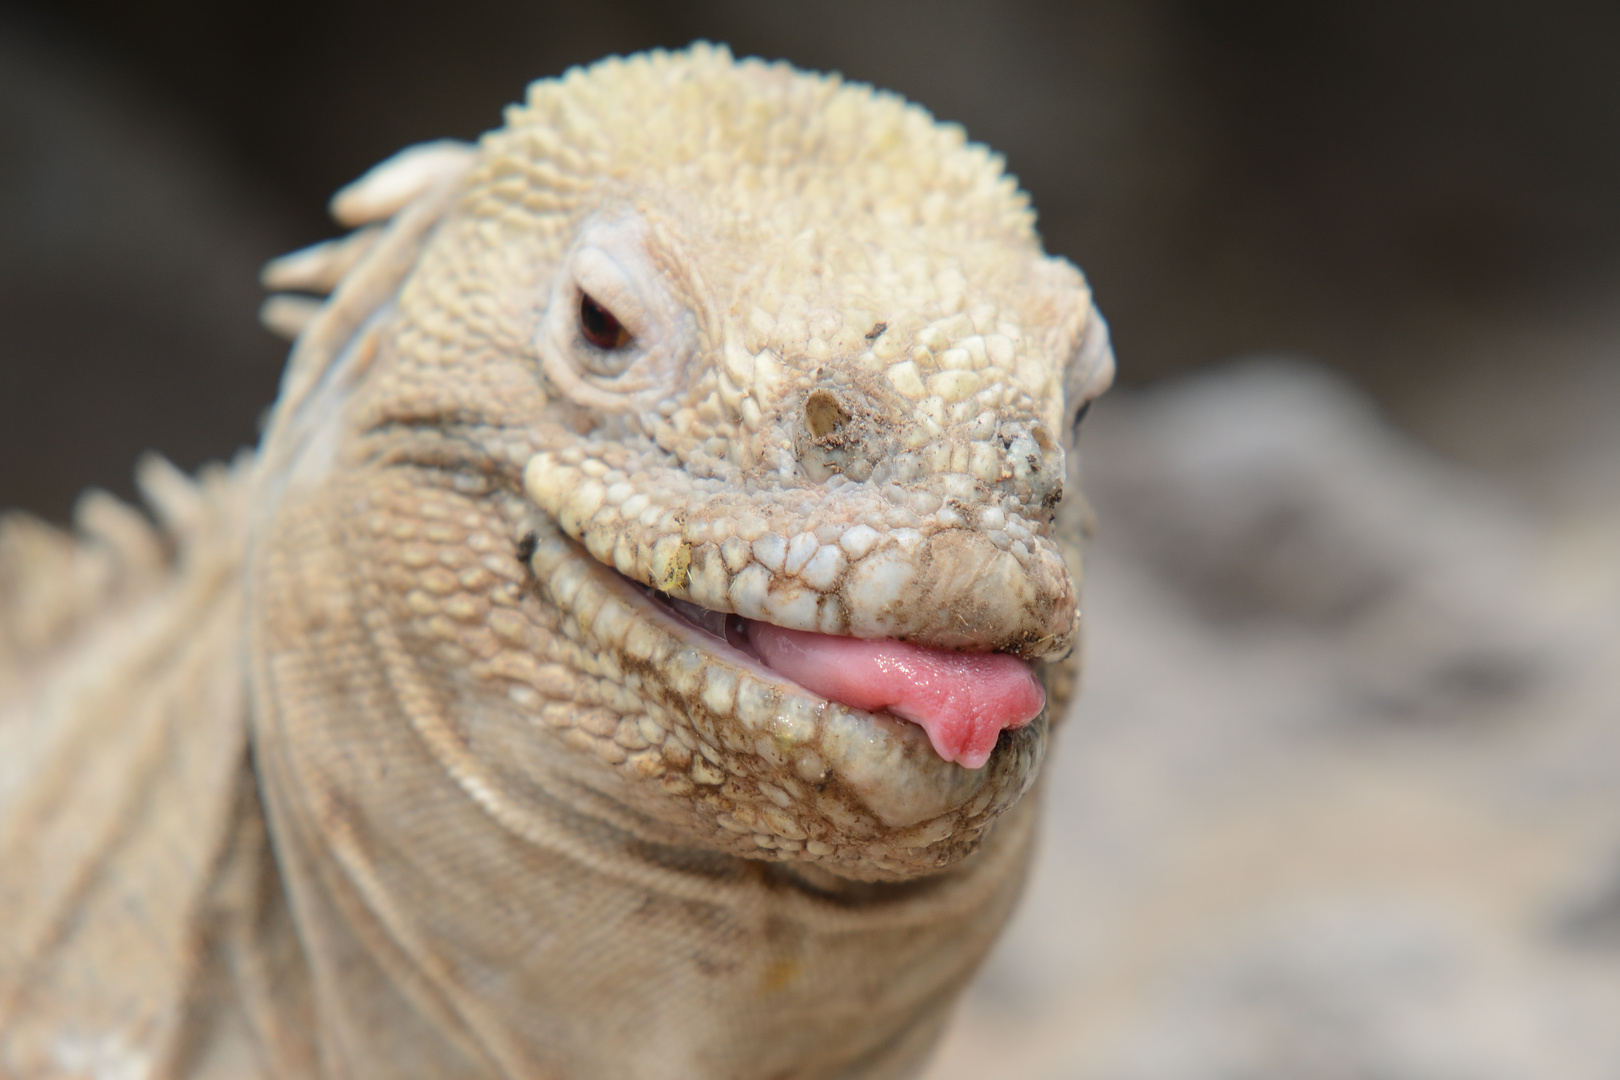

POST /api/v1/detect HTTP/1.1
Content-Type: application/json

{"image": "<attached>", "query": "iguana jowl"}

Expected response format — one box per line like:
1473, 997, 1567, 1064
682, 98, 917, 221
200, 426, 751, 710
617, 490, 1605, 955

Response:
0, 45, 1113, 1079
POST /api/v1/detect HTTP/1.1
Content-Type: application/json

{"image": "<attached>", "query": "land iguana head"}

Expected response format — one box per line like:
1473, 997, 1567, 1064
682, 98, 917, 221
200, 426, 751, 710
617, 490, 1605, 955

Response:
259, 44, 1112, 883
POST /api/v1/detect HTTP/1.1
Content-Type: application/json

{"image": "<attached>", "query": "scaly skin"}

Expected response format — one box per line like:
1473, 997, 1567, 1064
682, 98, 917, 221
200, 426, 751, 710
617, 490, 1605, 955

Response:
0, 45, 1112, 1079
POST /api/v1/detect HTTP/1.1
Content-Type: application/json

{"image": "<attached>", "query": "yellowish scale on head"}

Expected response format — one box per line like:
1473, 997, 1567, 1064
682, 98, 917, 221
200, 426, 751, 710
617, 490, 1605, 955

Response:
654, 540, 693, 592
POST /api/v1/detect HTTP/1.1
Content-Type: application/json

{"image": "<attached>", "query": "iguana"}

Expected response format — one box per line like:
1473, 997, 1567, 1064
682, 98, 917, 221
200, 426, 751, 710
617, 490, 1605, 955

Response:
0, 45, 1113, 1080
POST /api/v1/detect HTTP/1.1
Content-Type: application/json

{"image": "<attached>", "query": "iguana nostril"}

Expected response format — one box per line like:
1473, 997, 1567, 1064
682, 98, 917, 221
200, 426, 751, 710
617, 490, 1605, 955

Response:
804, 389, 852, 443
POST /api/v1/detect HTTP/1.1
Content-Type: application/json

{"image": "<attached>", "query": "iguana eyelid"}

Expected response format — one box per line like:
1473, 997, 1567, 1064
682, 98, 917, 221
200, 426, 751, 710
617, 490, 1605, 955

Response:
537, 210, 697, 404
571, 246, 650, 337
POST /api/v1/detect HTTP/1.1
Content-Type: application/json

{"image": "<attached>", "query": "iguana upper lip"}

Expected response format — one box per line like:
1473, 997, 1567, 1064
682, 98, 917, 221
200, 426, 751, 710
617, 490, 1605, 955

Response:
522, 449, 1078, 661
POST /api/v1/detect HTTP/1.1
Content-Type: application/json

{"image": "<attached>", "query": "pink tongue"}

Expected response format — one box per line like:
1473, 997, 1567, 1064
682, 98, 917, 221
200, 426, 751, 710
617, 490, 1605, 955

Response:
747, 623, 1045, 770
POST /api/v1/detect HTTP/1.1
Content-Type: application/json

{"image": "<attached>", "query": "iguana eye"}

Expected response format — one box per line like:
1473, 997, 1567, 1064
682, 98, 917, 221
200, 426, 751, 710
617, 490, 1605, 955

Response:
536, 211, 695, 403
579, 292, 631, 350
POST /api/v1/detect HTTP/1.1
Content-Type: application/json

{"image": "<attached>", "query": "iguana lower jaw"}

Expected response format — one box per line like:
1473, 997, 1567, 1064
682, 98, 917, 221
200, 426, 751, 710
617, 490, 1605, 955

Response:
520, 508, 1047, 881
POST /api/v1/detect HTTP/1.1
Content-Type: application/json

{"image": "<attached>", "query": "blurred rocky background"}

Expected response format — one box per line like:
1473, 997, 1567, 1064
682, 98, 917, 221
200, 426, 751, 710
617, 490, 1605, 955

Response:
2, 1, 1617, 1076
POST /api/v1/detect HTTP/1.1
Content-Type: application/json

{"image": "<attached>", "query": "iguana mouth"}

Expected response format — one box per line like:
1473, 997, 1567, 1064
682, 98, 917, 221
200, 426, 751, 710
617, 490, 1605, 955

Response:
523, 512, 1045, 858
648, 589, 1045, 769
521, 447, 1065, 775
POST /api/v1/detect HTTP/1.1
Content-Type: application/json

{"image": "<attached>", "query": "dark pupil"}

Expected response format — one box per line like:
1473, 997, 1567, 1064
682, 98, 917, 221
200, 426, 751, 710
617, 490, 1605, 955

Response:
579, 293, 628, 349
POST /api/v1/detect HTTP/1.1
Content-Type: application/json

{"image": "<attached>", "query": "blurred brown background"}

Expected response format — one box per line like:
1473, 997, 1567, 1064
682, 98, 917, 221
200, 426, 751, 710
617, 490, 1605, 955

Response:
3, 0, 1617, 519
3, 5, 1619, 1077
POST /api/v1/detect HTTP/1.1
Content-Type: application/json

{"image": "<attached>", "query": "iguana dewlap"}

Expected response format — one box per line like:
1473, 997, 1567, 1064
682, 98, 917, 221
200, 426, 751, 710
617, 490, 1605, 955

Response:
0, 45, 1112, 1080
